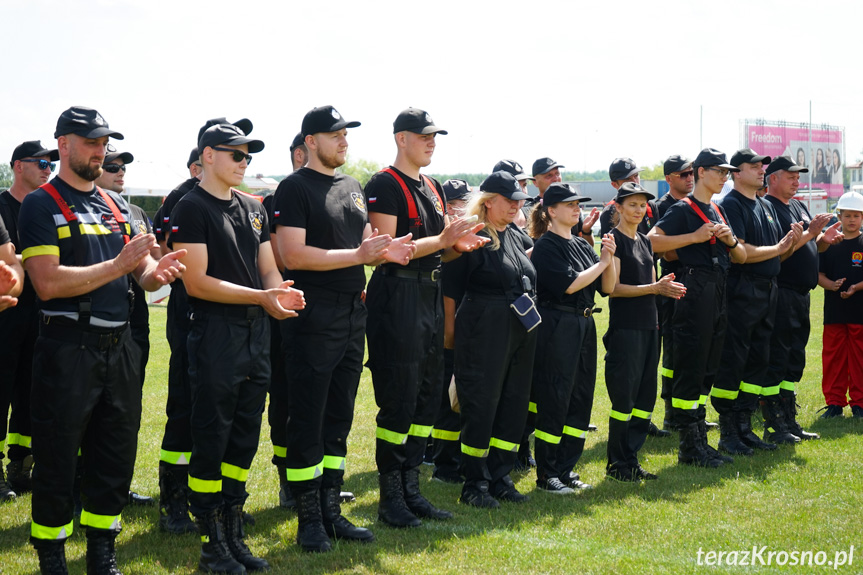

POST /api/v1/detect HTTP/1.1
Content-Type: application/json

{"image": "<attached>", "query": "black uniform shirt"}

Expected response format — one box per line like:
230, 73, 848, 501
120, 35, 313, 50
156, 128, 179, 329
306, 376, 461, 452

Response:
609, 228, 657, 330
764, 195, 819, 290
819, 234, 863, 325
655, 194, 732, 271
272, 168, 368, 293
170, 184, 269, 307
444, 226, 536, 300
365, 167, 446, 271
127, 203, 152, 327
0, 191, 37, 305
718, 189, 781, 277
18, 177, 136, 322
154, 176, 198, 244
533, 231, 600, 309
655, 192, 683, 276
0, 204, 10, 245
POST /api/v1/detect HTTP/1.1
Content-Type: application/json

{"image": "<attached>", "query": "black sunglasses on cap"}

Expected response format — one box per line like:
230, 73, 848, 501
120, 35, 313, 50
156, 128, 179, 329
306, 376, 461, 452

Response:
213, 147, 253, 165
102, 164, 127, 173
21, 158, 56, 171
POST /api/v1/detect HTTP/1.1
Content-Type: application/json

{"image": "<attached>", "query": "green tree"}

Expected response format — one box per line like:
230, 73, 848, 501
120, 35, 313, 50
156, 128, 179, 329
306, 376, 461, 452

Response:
0, 164, 12, 188
638, 163, 665, 181
338, 156, 382, 187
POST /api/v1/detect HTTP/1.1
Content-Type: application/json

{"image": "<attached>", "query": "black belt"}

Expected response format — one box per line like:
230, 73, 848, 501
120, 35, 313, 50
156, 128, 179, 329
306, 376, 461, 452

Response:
379, 266, 440, 283
778, 282, 811, 295
39, 314, 129, 350
684, 266, 726, 277
731, 272, 776, 287
190, 304, 265, 320
540, 302, 601, 317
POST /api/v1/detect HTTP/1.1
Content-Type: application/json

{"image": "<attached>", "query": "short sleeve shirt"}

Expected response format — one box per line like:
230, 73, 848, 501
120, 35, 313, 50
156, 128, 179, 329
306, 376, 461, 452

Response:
655, 194, 733, 271
764, 195, 818, 290
655, 192, 683, 276
532, 231, 601, 309
609, 228, 657, 330
819, 235, 863, 325
155, 176, 198, 244
718, 189, 781, 277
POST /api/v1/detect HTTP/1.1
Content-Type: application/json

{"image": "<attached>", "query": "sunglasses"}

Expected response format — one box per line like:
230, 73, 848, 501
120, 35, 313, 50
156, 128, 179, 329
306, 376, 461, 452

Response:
102, 164, 127, 173
213, 147, 253, 165
676, 171, 694, 178
21, 158, 56, 171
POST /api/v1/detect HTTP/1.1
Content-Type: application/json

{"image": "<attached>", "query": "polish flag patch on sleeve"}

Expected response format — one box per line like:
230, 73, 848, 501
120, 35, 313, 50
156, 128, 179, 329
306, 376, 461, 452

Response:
368, 197, 377, 203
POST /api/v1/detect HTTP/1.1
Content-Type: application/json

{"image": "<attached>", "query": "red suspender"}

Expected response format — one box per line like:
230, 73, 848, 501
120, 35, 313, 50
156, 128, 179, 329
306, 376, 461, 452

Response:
42, 183, 77, 224
682, 197, 726, 245
42, 183, 130, 244
96, 187, 130, 244
380, 168, 445, 231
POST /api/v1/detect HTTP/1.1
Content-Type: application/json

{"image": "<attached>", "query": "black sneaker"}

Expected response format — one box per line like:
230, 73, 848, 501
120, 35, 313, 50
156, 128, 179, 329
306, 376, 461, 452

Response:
560, 472, 593, 491
818, 405, 844, 419
536, 477, 574, 494
491, 484, 529, 503
432, 468, 464, 484
852, 406, 863, 418
633, 465, 658, 481
459, 484, 499, 509
606, 466, 637, 483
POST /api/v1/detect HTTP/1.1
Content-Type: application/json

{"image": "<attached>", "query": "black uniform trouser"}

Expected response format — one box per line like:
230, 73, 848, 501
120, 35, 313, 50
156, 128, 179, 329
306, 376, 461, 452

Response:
160, 282, 192, 466
282, 288, 366, 491
30, 318, 141, 541
0, 296, 37, 462
187, 307, 269, 515
455, 295, 537, 488
431, 348, 461, 475
767, 287, 810, 399
267, 315, 289, 468
670, 267, 727, 427
711, 273, 777, 414
658, 287, 675, 402
533, 308, 596, 481
603, 328, 658, 471
366, 272, 444, 474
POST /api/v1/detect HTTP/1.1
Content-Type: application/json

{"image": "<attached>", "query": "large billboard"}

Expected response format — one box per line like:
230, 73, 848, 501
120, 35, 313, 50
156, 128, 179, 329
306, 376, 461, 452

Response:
741, 120, 845, 197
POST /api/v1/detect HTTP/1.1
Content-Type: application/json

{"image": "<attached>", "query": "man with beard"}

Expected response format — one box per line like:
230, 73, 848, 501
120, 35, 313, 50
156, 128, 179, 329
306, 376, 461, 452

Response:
20, 106, 185, 574
0, 141, 55, 500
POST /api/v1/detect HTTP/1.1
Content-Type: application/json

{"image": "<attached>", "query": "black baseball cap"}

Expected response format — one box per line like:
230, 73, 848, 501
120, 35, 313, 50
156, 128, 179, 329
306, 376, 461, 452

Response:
187, 148, 200, 168
442, 179, 472, 202
393, 108, 447, 135
54, 106, 123, 140
692, 148, 739, 172
197, 117, 253, 144
290, 132, 305, 152
730, 147, 771, 167
104, 151, 134, 165
302, 106, 360, 137
493, 159, 535, 181
615, 182, 655, 202
532, 157, 565, 177
480, 171, 530, 200
11, 140, 59, 167
766, 155, 809, 177
198, 124, 264, 154
609, 157, 643, 181
663, 155, 692, 176
543, 183, 591, 206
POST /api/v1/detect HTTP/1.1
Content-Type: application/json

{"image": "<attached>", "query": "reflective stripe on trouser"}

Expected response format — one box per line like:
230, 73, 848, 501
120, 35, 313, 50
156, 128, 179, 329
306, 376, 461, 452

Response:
532, 308, 596, 480
432, 347, 462, 475
282, 290, 366, 490
30, 323, 141, 541
712, 273, 777, 413
604, 328, 659, 471
160, 283, 193, 464
187, 311, 269, 516
366, 272, 444, 474
267, 314, 289, 467
768, 288, 810, 398
79, 511, 121, 531
0, 292, 37, 461
455, 296, 537, 488
671, 268, 727, 427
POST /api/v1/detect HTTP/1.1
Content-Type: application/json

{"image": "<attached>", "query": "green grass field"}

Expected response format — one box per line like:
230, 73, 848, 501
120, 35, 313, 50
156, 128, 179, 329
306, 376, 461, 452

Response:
1, 288, 861, 574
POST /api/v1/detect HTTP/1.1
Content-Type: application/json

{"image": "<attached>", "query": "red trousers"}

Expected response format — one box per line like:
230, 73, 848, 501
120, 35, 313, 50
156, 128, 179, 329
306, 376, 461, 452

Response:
821, 324, 863, 407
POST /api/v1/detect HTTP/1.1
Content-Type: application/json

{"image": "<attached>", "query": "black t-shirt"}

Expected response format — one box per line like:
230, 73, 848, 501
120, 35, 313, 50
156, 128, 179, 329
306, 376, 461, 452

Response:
365, 167, 446, 271
272, 168, 368, 293
18, 177, 137, 321
718, 189, 781, 277
155, 176, 199, 244
655, 192, 683, 276
820, 235, 863, 325
443, 226, 536, 300
128, 203, 152, 325
170, 185, 270, 307
655, 194, 733, 271
0, 190, 37, 305
533, 231, 601, 309
764, 195, 819, 290
599, 199, 658, 237
609, 228, 656, 330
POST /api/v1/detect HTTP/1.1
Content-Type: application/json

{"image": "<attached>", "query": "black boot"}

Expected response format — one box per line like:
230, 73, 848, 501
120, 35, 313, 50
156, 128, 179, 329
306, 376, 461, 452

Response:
717, 412, 753, 456
647, 421, 672, 438
698, 420, 733, 464
32, 539, 68, 575
85, 528, 121, 575
402, 468, 453, 520
6, 454, 33, 493
276, 466, 295, 510
761, 398, 801, 445
223, 504, 270, 571
678, 422, 723, 467
782, 395, 819, 440
158, 463, 197, 534
320, 486, 375, 542
195, 508, 246, 573
377, 470, 421, 528
294, 489, 332, 552
737, 409, 777, 450
0, 463, 16, 502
